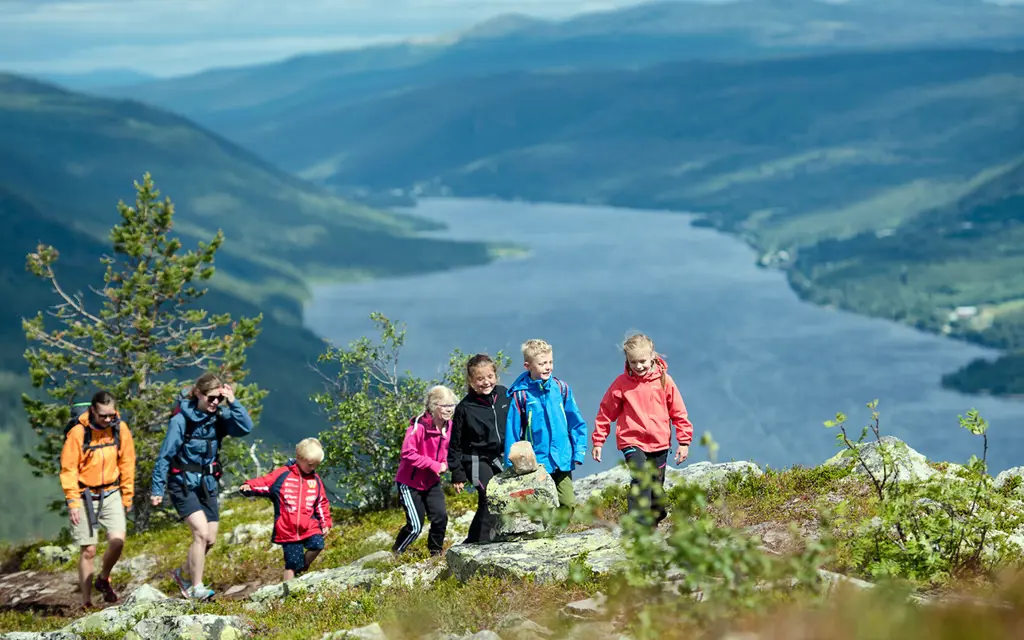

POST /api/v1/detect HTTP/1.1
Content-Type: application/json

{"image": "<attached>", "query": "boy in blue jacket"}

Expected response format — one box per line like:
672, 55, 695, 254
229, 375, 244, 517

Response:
504, 339, 588, 513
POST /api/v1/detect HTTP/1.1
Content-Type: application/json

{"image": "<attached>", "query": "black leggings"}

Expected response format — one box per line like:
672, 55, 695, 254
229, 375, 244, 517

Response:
623, 448, 669, 526
394, 482, 448, 555
463, 458, 501, 544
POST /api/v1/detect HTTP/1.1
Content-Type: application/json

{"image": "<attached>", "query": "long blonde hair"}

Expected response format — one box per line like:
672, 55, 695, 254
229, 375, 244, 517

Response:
622, 333, 666, 388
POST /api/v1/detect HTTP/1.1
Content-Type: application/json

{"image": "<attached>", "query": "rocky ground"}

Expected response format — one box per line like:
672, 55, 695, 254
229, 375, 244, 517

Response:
2, 438, 1023, 640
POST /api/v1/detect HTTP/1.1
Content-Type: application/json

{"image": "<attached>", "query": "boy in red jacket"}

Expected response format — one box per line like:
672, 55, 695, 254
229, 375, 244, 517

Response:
240, 438, 332, 580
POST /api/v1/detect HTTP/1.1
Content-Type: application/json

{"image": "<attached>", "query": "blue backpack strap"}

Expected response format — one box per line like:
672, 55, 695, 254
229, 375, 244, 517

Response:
514, 390, 532, 443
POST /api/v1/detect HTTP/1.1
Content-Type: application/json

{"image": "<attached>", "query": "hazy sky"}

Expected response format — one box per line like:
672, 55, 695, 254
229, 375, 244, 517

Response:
1, 0, 1020, 79
0, 0, 664, 77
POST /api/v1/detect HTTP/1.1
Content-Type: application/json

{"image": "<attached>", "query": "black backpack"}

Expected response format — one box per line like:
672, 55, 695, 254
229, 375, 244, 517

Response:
63, 402, 121, 455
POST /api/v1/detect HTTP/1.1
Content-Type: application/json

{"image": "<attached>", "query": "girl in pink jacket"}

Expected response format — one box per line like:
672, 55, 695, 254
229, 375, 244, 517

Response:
393, 385, 457, 556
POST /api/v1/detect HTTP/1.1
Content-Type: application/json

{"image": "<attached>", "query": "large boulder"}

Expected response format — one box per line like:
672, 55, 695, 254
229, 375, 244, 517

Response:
824, 436, 936, 483
487, 466, 559, 541
123, 614, 251, 640
574, 460, 762, 501
995, 467, 1024, 497
446, 527, 625, 583
63, 586, 192, 635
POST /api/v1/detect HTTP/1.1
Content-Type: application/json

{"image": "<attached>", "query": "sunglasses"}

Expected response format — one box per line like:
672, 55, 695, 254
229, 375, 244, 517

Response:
205, 394, 224, 403
95, 412, 117, 421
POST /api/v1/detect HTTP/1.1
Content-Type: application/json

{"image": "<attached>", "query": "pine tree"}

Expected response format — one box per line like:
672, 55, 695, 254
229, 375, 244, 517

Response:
22, 174, 266, 530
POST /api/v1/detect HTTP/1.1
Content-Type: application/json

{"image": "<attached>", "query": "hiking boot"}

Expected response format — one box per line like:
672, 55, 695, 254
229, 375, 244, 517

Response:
171, 567, 192, 598
93, 576, 119, 603
187, 585, 215, 600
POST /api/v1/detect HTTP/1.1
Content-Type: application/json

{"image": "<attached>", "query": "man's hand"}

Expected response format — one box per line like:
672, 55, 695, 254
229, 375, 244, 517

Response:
221, 383, 236, 404
452, 482, 465, 494
591, 445, 603, 463
150, 495, 163, 507
675, 445, 690, 465
69, 508, 81, 527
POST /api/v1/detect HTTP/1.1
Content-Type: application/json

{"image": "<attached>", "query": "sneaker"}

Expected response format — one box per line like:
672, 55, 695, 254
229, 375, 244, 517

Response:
171, 568, 192, 598
93, 576, 119, 603
187, 585, 215, 601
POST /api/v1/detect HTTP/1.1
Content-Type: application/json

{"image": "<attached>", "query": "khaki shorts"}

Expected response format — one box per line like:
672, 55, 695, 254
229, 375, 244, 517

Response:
72, 489, 127, 547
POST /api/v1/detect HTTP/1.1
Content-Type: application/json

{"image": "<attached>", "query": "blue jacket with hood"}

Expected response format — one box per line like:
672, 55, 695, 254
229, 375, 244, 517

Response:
503, 371, 588, 474
150, 398, 254, 498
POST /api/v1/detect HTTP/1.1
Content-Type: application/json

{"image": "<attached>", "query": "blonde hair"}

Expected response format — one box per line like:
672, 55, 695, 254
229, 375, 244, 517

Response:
521, 339, 553, 363
295, 437, 324, 464
425, 385, 458, 413
622, 332, 666, 387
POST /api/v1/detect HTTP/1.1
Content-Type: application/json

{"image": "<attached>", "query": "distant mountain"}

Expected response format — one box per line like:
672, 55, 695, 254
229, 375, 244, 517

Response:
0, 73, 497, 446
98, 0, 1024, 146
33, 68, 157, 91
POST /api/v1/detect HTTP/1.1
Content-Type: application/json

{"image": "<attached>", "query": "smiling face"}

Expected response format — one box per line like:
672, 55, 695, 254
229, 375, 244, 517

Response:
525, 351, 553, 381
468, 363, 498, 395
90, 402, 118, 427
627, 348, 656, 377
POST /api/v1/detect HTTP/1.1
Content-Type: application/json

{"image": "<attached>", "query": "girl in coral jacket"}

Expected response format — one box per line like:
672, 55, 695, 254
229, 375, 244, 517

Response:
591, 333, 694, 526
393, 385, 457, 556
240, 438, 333, 580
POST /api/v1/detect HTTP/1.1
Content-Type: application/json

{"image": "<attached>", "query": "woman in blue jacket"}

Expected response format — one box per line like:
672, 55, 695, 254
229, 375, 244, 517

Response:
150, 372, 253, 600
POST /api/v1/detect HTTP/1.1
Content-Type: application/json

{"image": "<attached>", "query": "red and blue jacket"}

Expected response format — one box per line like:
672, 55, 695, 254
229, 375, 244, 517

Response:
240, 461, 332, 544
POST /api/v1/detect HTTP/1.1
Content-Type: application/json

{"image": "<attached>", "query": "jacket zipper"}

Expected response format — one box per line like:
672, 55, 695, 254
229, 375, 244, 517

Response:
490, 395, 500, 446
295, 472, 304, 540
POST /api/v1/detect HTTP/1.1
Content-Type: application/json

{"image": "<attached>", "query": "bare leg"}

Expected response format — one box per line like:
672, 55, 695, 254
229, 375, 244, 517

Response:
184, 511, 212, 587
78, 545, 97, 605
283, 568, 295, 581
98, 534, 125, 580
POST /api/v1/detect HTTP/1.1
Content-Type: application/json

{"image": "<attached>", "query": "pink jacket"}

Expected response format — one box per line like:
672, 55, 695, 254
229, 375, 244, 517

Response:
395, 412, 452, 491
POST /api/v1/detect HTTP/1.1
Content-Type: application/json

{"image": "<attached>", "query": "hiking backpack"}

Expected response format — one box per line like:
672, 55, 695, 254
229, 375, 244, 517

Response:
63, 401, 121, 455
169, 389, 226, 479
512, 377, 569, 442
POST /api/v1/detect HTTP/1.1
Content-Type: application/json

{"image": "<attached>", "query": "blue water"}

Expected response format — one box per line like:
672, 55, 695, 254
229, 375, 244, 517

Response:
305, 198, 1024, 476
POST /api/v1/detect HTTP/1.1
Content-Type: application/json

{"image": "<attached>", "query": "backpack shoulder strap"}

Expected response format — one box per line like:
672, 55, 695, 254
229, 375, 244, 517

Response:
513, 390, 531, 441
553, 377, 568, 404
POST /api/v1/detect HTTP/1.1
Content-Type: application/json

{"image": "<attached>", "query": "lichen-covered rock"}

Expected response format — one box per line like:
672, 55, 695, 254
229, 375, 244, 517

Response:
35, 545, 75, 566
378, 558, 446, 588
0, 633, 83, 640
487, 466, 559, 540
824, 436, 936, 483
322, 622, 387, 639
122, 584, 169, 606
574, 460, 762, 501
63, 593, 194, 635
123, 614, 251, 640
995, 467, 1024, 496
227, 523, 274, 545
446, 527, 625, 583
248, 563, 379, 603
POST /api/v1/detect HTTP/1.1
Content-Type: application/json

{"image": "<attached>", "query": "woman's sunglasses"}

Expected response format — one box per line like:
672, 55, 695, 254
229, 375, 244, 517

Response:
205, 394, 224, 403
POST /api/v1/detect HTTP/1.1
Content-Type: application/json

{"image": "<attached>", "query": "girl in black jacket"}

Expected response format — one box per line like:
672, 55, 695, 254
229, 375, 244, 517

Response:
448, 354, 510, 543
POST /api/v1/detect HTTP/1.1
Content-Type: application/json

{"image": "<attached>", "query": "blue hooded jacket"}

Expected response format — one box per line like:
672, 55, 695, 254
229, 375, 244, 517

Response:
150, 397, 253, 498
503, 371, 588, 474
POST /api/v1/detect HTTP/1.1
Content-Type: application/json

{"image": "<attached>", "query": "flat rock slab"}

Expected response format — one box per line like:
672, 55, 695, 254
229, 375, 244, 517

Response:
123, 614, 252, 640
446, 527, 625, 583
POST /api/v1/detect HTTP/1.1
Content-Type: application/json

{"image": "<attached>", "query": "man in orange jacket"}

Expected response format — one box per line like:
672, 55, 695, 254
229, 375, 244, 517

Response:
59, 391, 136, 608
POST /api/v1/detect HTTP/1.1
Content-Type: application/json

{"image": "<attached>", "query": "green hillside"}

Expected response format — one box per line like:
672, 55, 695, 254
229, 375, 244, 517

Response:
96, 0, 1024, 151
0, 74, 501, 542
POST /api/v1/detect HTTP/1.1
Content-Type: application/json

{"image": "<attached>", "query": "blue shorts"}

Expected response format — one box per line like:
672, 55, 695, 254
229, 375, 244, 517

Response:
282, 534, 325, 572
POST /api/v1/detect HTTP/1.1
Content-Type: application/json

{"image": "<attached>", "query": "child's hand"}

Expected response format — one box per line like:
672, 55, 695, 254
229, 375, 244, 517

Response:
323, 527, 331, 536
239, 483, 251, 493
452, 482, 465, 494
591, 446, 602, 463
438, 462, 448, 474
675, 445, 690, 465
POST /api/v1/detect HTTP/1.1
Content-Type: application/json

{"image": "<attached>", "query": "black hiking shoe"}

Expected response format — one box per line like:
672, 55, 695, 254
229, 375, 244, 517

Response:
94, 576, 119, 603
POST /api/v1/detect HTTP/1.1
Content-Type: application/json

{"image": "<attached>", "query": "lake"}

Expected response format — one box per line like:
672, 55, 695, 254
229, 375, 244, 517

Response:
305, 198, 1024, 476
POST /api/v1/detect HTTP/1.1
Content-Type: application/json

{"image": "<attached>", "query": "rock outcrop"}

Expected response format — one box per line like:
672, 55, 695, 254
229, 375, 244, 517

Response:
446, 527, 624, 583
824, 435, 937, 483
573, 459, 762, 501
123, 614, 251, 640
487, 442, 560, 541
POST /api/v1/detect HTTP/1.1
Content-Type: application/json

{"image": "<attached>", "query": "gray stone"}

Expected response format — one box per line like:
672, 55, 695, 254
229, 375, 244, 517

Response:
824, 436, 936, 483
123, 614, 251, 640
995, 467, 1024, 496
561, 592, 607, 619
352, 550, 394, 568
446, 527, 625, 583
122, 584, 168, 606
507, 441, 538, 475
378, 558, 446, 588
365, 530, 393, 546
322, 622, 388, 639
496, 615, 553, 639
63, 596, 194, 635
223, 585, 248, 597
574, 460, 762, 501
36, 545, 75, 566
227, 523, 274, 545
248, 563, 379, 603
122, 553, 158, 584
487, 467, 559, 540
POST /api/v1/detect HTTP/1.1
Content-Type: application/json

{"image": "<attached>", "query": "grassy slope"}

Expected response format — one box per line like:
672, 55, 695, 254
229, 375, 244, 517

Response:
0, 74, 500, 542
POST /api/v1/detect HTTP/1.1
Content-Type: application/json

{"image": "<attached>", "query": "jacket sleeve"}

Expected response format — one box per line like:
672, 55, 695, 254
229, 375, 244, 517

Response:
316, 478, 333, 529
564, 386, 589, 466
401, 421, 443, 473
222, 401, 254, 437
592, 380, 624, 448
118, 422, 136, 508
448, 404, 468, 484
59, 426, 84, 510
241, 466, 287, 498
666, 376, 694, 446
503, 397, 520, 468
150, 413, 186, 498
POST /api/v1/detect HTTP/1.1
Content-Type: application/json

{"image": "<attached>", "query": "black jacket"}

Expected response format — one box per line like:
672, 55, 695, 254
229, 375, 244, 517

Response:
448, 385, 510, 484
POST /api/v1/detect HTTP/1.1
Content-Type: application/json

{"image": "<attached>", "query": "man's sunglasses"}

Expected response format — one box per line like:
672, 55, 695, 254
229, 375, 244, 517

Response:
95, 412, 117, 421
